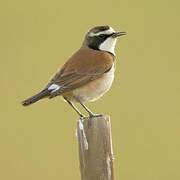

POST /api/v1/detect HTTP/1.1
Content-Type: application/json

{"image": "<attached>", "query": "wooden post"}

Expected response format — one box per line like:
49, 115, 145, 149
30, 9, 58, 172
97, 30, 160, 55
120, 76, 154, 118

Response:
77, 115, 114, 180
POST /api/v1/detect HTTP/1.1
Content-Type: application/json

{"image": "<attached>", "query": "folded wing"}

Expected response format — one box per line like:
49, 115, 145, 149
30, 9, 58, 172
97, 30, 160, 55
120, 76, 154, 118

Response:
47, 47, 114, 98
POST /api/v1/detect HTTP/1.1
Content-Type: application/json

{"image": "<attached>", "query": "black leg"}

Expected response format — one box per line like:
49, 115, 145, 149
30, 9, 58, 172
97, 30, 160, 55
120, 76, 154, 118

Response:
64, 98, 85, 118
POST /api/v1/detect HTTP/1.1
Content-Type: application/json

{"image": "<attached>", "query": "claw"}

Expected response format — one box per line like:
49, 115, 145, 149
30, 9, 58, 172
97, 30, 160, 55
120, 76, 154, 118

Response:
89, 113, 103, 118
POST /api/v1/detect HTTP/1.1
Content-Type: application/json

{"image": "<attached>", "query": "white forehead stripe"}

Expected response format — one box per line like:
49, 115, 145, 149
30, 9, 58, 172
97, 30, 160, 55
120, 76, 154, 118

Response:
89, 27, 115, 37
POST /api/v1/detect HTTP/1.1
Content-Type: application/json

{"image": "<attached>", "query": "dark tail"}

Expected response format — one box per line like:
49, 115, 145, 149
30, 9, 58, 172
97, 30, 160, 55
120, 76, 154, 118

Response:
21, 89, 50, 106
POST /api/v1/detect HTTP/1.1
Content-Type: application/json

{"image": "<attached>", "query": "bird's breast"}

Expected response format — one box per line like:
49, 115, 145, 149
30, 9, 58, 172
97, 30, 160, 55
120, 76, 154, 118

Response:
64, 64, 115, 102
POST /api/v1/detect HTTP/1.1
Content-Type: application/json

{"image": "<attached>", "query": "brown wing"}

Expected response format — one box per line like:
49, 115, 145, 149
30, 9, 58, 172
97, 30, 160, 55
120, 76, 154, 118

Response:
47, 47, 114, 98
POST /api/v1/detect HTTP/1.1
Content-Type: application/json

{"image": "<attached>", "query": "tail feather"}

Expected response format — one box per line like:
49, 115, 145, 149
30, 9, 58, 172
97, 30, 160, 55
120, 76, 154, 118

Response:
22, 89, 50, 106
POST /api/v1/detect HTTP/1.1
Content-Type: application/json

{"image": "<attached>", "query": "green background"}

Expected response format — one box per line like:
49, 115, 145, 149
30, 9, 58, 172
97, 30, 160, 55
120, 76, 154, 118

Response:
1, 0, 180, 179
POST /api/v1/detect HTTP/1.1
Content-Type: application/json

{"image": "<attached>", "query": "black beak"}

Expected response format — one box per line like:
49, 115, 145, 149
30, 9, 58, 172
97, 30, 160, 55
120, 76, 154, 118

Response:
112, 31, 127, 38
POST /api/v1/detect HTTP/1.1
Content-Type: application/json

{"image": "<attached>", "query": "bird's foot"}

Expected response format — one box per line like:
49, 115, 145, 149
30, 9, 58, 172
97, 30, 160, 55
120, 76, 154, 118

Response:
88, 113, 103, 118
79, 114, 86, 119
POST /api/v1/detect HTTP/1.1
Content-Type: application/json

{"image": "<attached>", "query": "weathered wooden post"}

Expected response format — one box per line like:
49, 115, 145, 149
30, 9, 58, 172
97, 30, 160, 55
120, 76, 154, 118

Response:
77, 115, 114, 180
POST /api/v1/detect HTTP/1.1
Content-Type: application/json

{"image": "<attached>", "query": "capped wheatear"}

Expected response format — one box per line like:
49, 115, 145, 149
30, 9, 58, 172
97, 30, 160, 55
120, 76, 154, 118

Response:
22, 25, 126, 117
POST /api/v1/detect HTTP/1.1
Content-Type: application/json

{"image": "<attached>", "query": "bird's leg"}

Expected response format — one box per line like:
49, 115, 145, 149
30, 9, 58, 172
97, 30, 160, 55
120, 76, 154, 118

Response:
79, 102, 102, 118
64, 98, 85, 118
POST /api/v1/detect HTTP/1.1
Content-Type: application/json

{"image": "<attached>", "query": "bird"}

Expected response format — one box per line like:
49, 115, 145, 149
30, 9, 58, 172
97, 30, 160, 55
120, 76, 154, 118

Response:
22, 25, 126, 117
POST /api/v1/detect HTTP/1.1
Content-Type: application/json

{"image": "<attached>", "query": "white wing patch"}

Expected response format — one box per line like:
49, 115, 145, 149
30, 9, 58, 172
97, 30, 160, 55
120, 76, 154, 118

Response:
48, 84, 60, 92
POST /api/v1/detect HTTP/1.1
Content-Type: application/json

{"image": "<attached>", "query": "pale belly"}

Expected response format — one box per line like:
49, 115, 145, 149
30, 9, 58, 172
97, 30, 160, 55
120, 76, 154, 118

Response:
64, 64, 115, 102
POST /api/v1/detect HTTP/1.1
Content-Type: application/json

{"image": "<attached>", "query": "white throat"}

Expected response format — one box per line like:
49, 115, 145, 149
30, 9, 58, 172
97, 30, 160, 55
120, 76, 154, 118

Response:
99, 37, 117, 56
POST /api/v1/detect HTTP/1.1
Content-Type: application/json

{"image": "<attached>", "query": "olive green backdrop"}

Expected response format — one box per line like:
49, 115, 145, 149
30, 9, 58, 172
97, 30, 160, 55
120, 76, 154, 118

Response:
0, 0, 180, 179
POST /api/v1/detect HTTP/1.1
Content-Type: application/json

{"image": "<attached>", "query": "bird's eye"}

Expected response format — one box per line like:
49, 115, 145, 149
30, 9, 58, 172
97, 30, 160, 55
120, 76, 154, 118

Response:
99, 34, 106, 38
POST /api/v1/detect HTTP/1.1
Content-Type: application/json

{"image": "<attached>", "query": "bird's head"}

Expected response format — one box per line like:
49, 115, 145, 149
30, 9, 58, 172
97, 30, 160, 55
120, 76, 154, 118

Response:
83, 25, 126, 55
